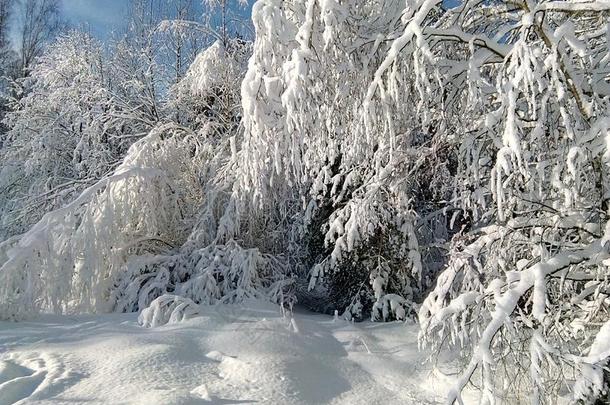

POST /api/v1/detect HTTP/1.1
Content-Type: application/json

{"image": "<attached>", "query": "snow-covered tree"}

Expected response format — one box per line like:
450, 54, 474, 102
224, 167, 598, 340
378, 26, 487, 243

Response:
168, 37, 250, 134
367, 0, 610, 402
0, 0, 13, 74
232, 0, 442, 320
0, 0, 15, 142
108, 2, 165, 133
231, 0, 610, 400
14, 0, 62, 77
0, 123, 203, 318
0, 31, 130, 238
156, 0, 202, 85
202, 0, 252, 46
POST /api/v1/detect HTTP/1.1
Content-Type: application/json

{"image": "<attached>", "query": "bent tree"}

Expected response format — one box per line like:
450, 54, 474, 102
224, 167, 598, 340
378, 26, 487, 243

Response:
380, 0, 610, 403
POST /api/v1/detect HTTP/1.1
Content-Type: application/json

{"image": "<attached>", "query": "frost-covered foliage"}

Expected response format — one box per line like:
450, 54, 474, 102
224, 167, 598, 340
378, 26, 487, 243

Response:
169, 38, 250, 134
0, 31, 157, 239
363, 0, 610, 402
0, 30, 292, 321
235, 0, 445, 321
0, 124, 202, 319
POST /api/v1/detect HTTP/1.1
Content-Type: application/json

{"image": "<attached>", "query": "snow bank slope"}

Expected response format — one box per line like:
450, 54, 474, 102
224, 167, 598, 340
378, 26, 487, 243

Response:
0, 302, 447, 404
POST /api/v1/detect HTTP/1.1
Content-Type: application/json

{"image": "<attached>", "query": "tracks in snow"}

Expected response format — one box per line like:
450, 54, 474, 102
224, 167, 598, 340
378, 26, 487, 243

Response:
0, 306, 447, 404
0, 353, 80, 405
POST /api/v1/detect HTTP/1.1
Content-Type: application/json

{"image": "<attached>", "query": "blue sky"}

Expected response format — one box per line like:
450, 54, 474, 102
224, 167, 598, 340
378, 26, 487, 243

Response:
60, 0, 253, 39
61, 0, 130, 37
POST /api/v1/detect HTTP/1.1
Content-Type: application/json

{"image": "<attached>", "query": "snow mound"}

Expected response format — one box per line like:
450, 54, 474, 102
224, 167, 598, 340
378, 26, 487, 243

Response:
138, 294, 201, 328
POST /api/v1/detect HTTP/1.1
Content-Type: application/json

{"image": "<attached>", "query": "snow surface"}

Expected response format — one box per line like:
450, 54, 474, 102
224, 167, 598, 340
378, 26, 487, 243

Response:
0, 301, 455, 404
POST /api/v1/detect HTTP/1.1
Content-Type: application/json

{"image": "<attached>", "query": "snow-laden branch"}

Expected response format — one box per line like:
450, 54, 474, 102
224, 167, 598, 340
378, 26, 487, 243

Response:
537, 1, 610, 12
0, 124, 202, 319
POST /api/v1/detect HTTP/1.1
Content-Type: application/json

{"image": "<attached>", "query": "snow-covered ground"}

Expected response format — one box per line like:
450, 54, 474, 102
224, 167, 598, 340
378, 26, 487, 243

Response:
0, 302, 459, 404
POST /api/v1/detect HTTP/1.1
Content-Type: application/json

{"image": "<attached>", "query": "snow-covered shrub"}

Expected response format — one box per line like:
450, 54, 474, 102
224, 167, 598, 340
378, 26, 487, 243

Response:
113, 240, 293, 313
372, 294, 416, 323
138, 294, 201, 328
303, 204, 422, 321
0, 124, 203, 319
